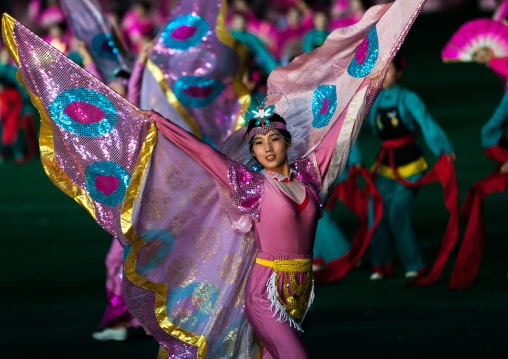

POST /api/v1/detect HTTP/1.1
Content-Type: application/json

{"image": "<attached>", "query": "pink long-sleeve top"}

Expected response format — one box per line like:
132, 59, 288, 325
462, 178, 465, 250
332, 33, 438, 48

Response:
152, 110, 343, 258
127, 60, 145, 107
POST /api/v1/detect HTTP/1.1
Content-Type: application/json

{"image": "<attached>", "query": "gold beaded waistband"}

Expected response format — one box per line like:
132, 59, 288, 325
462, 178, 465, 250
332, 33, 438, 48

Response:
255, 257, 312, 273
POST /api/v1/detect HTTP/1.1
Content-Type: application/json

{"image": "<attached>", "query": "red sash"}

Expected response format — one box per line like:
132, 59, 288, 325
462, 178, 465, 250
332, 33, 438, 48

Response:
0, 88, 23, 146
449, 142, 508, 289
373, 134, 460, 286
315, 166, 383, 284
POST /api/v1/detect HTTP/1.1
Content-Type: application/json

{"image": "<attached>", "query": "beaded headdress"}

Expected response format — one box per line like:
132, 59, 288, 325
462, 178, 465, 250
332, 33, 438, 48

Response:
241, 92, 289, 138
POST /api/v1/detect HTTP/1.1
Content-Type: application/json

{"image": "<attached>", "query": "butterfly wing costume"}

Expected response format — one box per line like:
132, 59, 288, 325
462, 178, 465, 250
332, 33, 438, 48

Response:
139, 0, 250, 147
2, 0, 425, 357
59, 0, 133, 84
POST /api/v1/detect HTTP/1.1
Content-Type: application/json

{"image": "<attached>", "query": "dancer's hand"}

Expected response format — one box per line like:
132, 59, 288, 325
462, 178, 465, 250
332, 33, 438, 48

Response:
368, 71, 380, 80
446, 152, 456, 162
137, 41, 153, 65
500, 162, 508, 175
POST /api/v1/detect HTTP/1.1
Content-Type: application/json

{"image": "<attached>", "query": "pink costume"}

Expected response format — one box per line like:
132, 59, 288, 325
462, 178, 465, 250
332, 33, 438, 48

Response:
82, 59, 144, 329
28, 0, 65, 28
127, 60, 145, 107
100, 238, 139, 328
225, 6, 279, 57
277, 13, 313, 61
4, 0, 425, 356
120, 9, 154, 53
330, 0, 364, 30
494, 0, 508, 22
152, 104, 340, 357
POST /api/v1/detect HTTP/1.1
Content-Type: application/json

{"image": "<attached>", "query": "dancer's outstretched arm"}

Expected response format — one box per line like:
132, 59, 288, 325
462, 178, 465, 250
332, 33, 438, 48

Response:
150, 110, 231, 189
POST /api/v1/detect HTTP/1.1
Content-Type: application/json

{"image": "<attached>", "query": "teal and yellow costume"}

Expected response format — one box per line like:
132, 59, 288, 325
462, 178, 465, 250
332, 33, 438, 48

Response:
367, 84, 454, 276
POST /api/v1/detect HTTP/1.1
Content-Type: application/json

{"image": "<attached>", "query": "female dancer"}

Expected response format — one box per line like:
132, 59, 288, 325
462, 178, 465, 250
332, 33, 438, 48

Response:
3, 0, 426, 356
450, 88, 508, 289
367, 55, 456, 280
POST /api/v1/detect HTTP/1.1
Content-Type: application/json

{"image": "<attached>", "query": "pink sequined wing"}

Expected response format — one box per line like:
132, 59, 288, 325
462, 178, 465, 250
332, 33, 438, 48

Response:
265, 0, 426, 164
442, 18, 508, 62
3, 14, 259, 358
140, 0, 250, 146
2, 14, 152, 246
60, 0, 133, 84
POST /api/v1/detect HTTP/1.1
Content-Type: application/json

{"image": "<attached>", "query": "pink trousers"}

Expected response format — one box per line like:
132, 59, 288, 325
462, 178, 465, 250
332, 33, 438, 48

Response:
245, 253, 310, 359
100, 238, 139, 328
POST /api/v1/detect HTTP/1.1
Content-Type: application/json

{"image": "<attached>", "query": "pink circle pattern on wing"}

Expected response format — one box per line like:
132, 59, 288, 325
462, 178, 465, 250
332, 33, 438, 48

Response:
63, 102, 106, 124
183, 86, 215, 99
355, 36, 370, 65
95, 175, 120, 196
171, 25, 199, 41
318, 97, 329, 115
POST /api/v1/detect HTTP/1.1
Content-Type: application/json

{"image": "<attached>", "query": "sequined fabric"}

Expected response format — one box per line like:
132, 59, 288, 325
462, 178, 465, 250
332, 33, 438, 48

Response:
228, 160, 263, 222
248, 123, 287, 138
60, 0, 133, 84
140, 0, 249, 146
100, 239, 139, 328
347, 27, 380, 78
264, 0, 426, 171
273, 260, 314, 325
131, 135, 258, 358
4, 16, 195, 356
294, 156, 323, 218
8, 17, 152, 245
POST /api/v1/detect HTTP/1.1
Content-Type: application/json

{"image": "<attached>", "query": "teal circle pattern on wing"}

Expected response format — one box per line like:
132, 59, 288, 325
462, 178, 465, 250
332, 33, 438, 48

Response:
161, 14, 210, 50
167, 282, 221, 330
137, 229, 176, 273
48, 88, 117, 137
173, 76, 225, 108
347, 26, 379, 78
85, 161, 130, 207
312, 85, 338, 128
91, 33, 119, 61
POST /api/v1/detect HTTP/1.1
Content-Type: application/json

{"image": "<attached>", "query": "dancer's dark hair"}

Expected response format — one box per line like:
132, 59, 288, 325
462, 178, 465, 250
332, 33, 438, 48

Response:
246, 114, 291, 153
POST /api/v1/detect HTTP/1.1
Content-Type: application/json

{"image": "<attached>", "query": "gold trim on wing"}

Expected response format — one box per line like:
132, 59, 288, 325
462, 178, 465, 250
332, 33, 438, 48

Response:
121, 122, 207, 358
2, 14, 19, 65
157, 347, 169, 359
215, 0, 251, 131
2, 16, 97, 219
145, 59, 202, 139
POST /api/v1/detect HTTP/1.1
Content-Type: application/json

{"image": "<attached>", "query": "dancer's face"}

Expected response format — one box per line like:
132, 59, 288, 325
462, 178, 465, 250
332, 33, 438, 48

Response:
313, 12, 328, 31
231, 14, 247, 32
252, 130, 290, 175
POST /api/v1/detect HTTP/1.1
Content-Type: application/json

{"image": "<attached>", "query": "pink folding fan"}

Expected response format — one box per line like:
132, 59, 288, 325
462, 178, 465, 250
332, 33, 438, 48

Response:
442, 18, 508, 62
